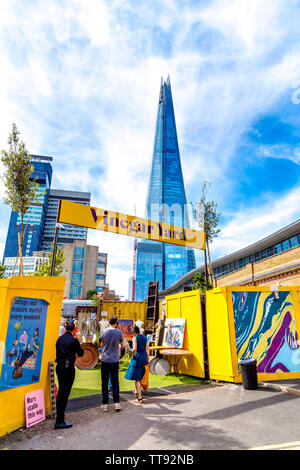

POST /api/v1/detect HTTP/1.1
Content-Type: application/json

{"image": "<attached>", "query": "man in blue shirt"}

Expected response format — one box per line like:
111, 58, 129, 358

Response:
99, 315, 125, 412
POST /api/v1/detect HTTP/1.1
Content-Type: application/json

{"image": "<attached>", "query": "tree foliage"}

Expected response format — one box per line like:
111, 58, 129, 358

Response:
86, 289, 98, 300
1, 123, 38, 274
0, 264, 7, 278
191, 272, 212, 294
34, 247, 65, 277
191, 181, 221, 286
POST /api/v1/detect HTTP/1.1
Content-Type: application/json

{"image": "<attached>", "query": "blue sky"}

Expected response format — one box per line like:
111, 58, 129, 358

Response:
1, 0, 300, 297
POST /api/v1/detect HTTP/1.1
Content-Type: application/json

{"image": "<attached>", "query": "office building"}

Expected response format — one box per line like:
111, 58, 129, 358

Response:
3, 155, 53, 261
3, 155, 90, 270
59, 241, 108, 299
159, 218, 300, 297
135, 76, 196, 300
96, 252, 108, 294
3, 255, 47, 277
42, 189, 90, 251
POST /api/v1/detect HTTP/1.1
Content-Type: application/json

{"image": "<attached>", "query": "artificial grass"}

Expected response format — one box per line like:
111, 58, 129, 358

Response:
68, 360, 205, 399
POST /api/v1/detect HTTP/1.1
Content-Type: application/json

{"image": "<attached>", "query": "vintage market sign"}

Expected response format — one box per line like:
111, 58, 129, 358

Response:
58, 200, 205, 250
25, 389, 45, 428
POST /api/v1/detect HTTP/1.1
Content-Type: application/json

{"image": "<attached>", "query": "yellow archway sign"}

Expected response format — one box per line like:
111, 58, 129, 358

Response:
58, 200, 205, 250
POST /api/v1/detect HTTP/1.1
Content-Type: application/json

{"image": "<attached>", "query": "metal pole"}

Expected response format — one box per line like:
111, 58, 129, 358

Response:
204, 247, 209, 290
51, 200, 62, 277
50, 225, 58, 276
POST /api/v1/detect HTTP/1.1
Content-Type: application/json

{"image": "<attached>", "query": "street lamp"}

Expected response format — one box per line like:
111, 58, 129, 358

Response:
50, 222, 67, 276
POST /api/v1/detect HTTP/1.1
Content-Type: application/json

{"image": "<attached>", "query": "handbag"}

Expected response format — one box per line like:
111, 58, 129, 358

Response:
141, 364, 149, 392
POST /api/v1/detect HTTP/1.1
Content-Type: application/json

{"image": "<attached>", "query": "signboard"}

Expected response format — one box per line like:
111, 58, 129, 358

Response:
25, 389, 45, 428
0, 297, 48, 391
58, 200, 205, 250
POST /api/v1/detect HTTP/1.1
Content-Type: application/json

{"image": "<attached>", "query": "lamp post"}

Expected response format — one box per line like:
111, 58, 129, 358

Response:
50, 222, 66, 276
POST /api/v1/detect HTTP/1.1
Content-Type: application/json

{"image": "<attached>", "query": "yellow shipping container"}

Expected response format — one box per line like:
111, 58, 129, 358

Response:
0, 276, 65, 437
164, 289, 205, 378
206, 286, 300, 383
100, 301, 147, 325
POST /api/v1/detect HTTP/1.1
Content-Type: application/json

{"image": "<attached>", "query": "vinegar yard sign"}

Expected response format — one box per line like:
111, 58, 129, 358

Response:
58, 200, 205, 250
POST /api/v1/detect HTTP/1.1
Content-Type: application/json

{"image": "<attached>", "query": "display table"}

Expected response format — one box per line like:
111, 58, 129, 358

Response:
159, 349, 192, 375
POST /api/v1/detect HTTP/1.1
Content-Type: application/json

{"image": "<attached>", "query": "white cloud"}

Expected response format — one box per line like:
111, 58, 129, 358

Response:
1, 0, 300, 296
212, 186, 300, 258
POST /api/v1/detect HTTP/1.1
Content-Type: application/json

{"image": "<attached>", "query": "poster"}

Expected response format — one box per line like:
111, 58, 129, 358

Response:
118, 319, 134, 340
162, 318, 186, 348
0, 297, 48, 391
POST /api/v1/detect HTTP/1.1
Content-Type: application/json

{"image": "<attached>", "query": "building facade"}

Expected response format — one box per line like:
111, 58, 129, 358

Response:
159, 218, 300, 297
96, 252, 108, 294
3, 155, 53, 261
134, 76, 196, 300
3, 156, 91, 270
59, 241, 109, 299
3, 255, 47, 277
42, 189, 90, 251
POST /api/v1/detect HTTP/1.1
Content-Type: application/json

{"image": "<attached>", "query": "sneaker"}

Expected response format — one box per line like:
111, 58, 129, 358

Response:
101, 404, 108, 412
114, 403, 121, 412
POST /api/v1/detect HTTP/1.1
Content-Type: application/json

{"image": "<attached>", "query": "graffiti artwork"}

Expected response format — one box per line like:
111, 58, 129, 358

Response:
232, 291, 300, 373
0, 297, 48, 391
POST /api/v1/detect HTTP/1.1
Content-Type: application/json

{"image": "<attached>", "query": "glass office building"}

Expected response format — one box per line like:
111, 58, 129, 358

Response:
3, 158, 90, 266
135, 76, 196, 300
42, 189, 90, 251
3, 155, 53, 261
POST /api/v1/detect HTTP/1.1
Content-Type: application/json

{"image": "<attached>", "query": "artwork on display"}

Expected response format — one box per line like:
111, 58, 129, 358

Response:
162, 318, 186, 348
232, 291, 300, 374
0, 297, 48, 391
118, 319, 134, 340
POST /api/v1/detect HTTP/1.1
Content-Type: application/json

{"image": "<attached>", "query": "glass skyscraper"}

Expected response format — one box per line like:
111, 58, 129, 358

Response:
3, 155, 53, 260
3, 157, 90, 264
135, 76, 196, 300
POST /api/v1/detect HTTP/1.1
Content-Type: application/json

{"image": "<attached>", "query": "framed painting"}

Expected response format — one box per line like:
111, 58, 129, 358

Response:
162, 318, 186, 348
118, 319, 134, 340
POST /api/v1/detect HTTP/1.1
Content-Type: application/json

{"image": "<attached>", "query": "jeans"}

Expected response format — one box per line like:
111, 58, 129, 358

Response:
56, 364, 75, 424
101, 361, 119, 405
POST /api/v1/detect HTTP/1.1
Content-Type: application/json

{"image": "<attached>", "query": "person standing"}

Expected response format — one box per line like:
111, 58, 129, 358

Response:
125, 326, 149, 403
98, 315, 125, 412
55, 321, 84, 429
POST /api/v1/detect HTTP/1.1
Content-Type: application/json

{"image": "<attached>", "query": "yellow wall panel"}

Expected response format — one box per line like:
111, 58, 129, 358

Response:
165, 290, 205, 378
0, 277, 65, 437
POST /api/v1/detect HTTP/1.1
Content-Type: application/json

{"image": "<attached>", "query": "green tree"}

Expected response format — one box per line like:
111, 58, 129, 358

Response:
191, 181, 221, 287
34, 247, 65, 276
0, 264, 7, 278
1, 124, 38, 275
191, 272, 212, 294
86, 289, 98, 300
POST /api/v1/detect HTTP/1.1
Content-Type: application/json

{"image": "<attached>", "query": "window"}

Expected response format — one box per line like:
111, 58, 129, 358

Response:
282, 239, 290, 251
274, 243, 282, 254
290, 236, 299, 248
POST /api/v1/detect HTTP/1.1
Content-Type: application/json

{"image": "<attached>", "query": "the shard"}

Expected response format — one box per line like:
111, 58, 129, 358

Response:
134, 76, 196, 300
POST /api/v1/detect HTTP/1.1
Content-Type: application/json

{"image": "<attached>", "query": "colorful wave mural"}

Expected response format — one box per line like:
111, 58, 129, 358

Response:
232, 291, 300, 374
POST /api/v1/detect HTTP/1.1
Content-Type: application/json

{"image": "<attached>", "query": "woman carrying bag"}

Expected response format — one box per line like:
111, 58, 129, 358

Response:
125, 326, 149, 403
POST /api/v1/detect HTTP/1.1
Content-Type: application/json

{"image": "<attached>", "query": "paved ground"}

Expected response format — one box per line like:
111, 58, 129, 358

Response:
2, 380, 300, 451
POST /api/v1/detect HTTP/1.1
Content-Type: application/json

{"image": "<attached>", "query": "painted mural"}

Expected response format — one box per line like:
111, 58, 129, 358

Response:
232, 291, 300, 374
